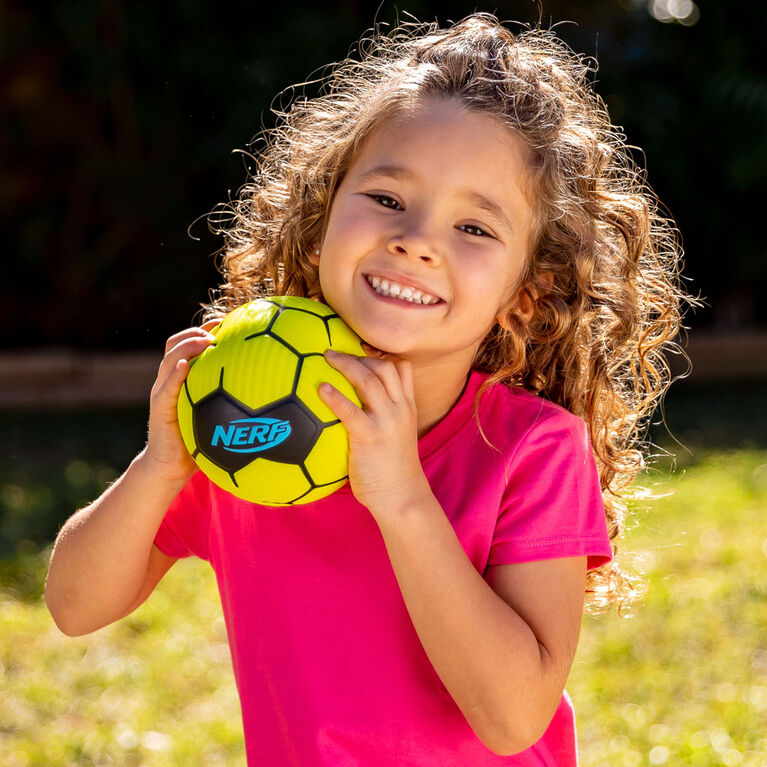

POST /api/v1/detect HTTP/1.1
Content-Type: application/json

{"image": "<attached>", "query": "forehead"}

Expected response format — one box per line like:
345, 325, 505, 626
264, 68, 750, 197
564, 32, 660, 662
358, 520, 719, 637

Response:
347, 98, 534, 217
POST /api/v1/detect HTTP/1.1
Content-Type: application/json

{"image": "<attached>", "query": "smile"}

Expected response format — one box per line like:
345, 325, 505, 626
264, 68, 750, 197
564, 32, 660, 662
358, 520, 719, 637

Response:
364, 274, 442, 306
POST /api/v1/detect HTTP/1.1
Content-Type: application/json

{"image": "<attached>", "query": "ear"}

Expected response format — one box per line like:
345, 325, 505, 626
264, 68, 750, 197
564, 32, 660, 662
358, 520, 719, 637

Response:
308, 246, 321, 266
496, 271, 554, 330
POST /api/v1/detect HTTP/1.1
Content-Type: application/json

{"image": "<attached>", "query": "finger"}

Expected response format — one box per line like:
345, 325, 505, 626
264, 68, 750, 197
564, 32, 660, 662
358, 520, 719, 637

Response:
323, 350, 390, 406
156, 335, 214, 388
346, 348, 410, 403
165, 326, 216, 354
318, 382, 369, 432
361, 341, 386, 358
200, 318, 222, 332
355, 355, 408, 402
152, 357, 191, 420
339, 351, 407, 403
391, 357, 415, 400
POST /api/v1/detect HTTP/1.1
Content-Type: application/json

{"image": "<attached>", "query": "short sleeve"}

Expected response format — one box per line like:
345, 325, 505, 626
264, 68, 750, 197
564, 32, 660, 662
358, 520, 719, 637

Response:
153, 470, 212, 561
488, 409, 613, 571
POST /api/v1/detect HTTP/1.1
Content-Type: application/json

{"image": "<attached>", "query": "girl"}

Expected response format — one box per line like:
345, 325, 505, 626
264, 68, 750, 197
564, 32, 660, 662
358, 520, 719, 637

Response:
45, 13, 692, 765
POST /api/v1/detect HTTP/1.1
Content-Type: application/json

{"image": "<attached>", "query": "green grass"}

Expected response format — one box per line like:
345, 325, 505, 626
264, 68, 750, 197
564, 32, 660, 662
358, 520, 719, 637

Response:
1, 558, 244, 766
569, 448, 767, 766
0, 407, 147, 558
2, 383, 767, 764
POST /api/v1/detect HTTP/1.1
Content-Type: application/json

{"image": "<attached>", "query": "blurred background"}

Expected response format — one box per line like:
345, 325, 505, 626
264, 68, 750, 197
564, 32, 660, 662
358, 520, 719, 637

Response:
2, 1, 766, 765
3, 0, 766, 350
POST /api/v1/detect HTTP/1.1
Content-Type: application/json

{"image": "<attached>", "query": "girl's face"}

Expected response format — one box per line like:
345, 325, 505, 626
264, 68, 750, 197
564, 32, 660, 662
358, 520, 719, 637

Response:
313, 97, 536, 377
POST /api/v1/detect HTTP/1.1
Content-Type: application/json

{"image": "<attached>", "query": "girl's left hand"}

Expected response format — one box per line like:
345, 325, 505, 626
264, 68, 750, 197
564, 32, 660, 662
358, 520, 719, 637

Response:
319, 344, 432, 519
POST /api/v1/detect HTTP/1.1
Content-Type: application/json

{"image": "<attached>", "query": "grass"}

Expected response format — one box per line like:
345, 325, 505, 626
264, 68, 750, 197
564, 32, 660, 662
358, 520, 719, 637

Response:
2, 381, 767, 764
1, 556, 243, 766
569, 447, 767, 766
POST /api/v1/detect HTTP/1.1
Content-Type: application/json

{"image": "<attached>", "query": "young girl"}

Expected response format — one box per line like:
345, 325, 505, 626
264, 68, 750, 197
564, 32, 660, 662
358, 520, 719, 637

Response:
45, 13, 691, 765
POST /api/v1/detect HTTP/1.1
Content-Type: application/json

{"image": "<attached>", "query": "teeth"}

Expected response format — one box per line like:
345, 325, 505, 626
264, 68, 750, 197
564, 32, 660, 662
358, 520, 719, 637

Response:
366, 275, 439, 305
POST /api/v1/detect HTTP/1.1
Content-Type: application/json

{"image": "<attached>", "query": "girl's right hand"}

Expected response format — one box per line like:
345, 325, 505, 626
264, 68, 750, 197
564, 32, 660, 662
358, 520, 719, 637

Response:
142, 319, 220, 483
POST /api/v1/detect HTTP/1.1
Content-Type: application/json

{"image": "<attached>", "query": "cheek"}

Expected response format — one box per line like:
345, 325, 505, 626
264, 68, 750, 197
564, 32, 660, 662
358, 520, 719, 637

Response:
330, 195, 385, 243
457, 259, 523, 322
320, 214, 374, 278
316, 252, 352, 307
459, 258, 509, 296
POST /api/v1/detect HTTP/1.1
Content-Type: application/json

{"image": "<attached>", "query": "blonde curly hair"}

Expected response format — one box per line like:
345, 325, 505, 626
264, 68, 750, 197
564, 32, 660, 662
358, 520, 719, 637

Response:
203, 13, 696, 612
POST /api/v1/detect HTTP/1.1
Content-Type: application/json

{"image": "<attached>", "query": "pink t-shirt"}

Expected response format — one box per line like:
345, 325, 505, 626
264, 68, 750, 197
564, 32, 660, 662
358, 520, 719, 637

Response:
155, 369, 612, 766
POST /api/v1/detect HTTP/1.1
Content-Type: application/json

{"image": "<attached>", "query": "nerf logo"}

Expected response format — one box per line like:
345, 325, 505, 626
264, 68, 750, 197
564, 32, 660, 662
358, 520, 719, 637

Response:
210, 417, 292, 454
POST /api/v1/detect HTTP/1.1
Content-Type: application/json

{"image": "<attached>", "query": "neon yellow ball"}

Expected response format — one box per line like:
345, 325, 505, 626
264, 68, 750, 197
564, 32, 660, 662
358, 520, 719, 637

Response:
177, 296, 363, 505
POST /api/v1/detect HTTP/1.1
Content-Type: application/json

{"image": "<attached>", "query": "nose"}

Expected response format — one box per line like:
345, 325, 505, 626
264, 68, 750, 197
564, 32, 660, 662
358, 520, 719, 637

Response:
385, 215, 442, 265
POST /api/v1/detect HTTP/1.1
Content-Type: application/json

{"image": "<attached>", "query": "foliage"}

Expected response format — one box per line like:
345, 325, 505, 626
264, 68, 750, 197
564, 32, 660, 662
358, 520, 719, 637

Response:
2, 0, 765, 348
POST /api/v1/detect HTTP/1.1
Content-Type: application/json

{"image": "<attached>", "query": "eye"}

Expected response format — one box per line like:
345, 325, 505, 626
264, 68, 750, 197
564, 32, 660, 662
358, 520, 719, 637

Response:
459, 223, 493, 238
367, 194, 403, 210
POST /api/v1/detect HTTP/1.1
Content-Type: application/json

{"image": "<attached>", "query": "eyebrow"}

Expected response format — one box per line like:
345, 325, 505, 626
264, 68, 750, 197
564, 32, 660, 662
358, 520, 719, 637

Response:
357, 165, 415, 186
356, 164, 514, 233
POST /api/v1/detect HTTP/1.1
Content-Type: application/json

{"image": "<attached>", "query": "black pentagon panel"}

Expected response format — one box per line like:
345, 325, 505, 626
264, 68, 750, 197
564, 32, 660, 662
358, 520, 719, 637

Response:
256, 398, 324, 462
194, 391, 260, 473
193, 389, 324, 472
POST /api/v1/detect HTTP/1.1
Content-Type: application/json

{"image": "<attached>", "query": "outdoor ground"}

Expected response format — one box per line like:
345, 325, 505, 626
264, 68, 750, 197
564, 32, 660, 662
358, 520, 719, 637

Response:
1, 382, 766, 765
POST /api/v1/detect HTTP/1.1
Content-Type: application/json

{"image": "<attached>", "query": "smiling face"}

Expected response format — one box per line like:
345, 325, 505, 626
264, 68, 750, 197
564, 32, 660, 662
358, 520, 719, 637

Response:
313, 97, 536, 381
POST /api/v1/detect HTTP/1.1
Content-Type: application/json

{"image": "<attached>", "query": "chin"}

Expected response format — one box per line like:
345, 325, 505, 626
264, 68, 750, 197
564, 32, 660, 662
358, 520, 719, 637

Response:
361, 337, 397, 355
352, 325, 422, 359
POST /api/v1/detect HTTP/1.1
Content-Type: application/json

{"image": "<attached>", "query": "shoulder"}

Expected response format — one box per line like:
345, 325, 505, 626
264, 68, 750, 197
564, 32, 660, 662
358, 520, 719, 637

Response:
474, 374, 590, 457
171, 469, 235, 513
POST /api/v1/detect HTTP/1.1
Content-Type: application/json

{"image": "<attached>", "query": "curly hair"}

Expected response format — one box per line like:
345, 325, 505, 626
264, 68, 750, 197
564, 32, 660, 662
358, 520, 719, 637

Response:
203, 13, 696, 612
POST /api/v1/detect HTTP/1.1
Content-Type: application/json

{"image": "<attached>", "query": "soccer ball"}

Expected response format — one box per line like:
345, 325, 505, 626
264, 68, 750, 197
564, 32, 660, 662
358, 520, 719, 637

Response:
177, 296, 363, 505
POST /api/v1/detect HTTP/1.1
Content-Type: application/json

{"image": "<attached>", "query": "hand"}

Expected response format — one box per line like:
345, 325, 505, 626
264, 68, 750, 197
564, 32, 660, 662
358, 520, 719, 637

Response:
143, 320, 220, 483
319, 344, 432, 519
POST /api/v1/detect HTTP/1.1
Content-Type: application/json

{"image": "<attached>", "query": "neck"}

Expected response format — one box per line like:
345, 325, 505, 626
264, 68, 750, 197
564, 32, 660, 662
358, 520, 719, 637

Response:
412, 360, 472, 440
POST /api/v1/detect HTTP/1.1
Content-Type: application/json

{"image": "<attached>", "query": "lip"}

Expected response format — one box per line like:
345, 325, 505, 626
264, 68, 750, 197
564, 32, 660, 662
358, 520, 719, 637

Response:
361, 270, 445, 304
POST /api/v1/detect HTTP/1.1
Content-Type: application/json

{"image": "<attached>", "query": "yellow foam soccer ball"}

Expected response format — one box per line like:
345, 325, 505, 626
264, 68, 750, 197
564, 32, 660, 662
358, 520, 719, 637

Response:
177, 296, 363, 505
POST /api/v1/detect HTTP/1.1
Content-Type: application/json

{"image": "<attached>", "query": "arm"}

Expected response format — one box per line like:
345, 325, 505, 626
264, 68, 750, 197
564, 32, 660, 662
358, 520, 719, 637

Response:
376, 500, 585, 755
45, 452, 183, 636
45, 322, 218, 636
319, 348, 586, 755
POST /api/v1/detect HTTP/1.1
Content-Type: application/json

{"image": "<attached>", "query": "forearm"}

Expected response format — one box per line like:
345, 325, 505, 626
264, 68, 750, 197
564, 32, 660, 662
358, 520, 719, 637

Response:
45, 449, 190, 635
317, 349, 579, 752
374, 494, 566, 755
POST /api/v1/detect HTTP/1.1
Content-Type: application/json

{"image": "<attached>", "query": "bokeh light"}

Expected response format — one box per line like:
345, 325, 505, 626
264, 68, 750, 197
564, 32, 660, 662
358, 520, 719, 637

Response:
648, 0, 701, 25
